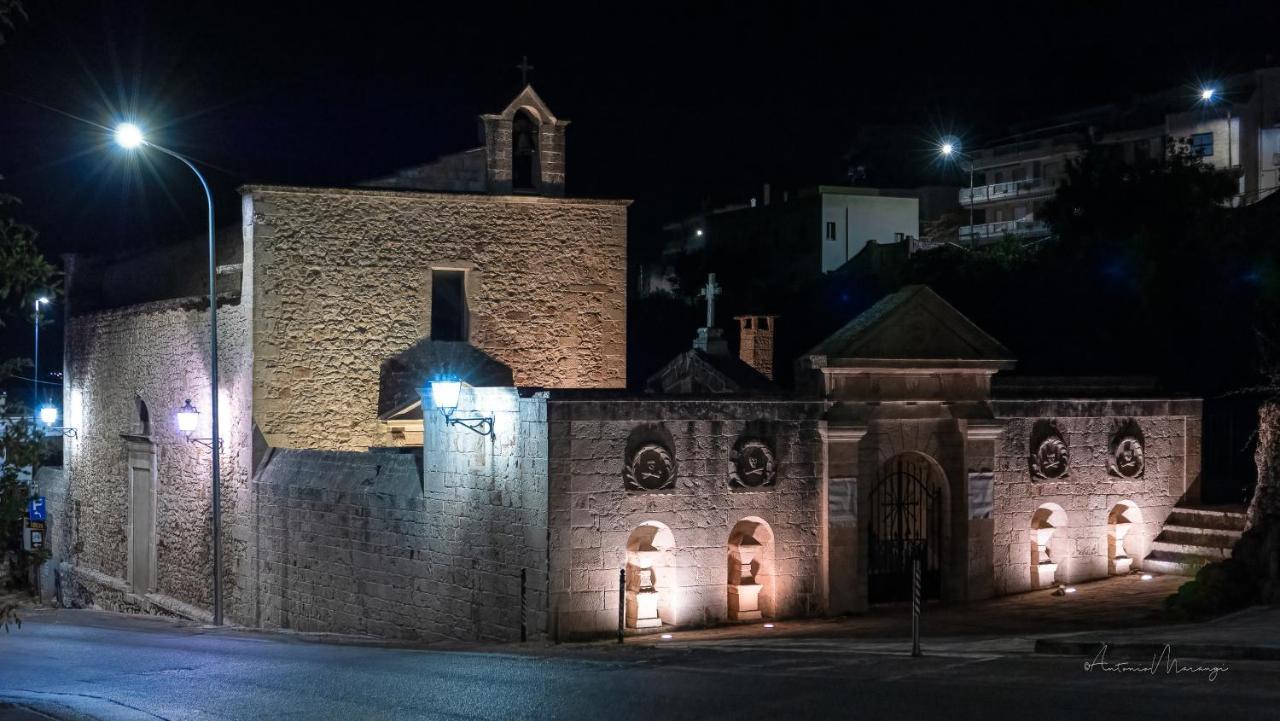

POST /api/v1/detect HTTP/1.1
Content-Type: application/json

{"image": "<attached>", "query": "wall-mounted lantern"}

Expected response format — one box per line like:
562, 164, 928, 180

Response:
428, 378, 494, 437
38, 403, 77, 438
176, 399, 219, 450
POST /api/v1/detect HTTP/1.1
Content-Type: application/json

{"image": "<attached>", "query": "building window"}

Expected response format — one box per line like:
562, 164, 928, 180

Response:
825, 221, 836, 240
430, 269, 468, 341
1191, 132, 1214, 157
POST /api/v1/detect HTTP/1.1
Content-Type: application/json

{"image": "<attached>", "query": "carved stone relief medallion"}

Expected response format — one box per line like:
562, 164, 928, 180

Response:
625, 443, 675, 491
730, 440, 777, 488
1030, 435, 1070, 479
1108, 436, 1145, 478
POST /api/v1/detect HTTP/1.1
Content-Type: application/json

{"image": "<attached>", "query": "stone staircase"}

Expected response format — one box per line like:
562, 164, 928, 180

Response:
1143, 505, 1248, 576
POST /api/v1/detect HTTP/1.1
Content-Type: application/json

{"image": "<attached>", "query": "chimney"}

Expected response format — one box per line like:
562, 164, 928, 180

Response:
735, 315, 778, 380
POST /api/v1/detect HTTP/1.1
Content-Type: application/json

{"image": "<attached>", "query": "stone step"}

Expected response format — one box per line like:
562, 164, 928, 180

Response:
1142, 549, 1214, 577
1159, 523, 1243, 540
1155, 528, 1239, 549
1166, 506, 1247, 532
1151, 539, 1233, 558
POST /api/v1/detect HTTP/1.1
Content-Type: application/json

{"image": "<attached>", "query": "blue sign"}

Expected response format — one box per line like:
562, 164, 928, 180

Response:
28, 496, 46, 522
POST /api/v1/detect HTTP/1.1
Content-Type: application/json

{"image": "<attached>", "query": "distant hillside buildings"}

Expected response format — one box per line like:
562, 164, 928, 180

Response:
959, 66, 1280, 244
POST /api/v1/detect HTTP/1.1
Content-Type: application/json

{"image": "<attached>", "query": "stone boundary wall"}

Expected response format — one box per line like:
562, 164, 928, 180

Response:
990, 399, 1201, 594
237, 388, 549, 642
61, 297, 253, 614
546, 397, 826, 640
244, 186, 628, 451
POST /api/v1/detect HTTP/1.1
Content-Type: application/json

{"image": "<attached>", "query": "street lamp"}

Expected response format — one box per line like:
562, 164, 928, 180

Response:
428, 377, 494, 437
114, 122, 224, 626
1198, 84, 1233, 170
939, 139, 976, 246
39, 404, 58, 426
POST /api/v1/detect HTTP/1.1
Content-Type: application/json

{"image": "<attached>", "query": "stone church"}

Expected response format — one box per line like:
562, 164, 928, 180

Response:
50, 86, 1211, 642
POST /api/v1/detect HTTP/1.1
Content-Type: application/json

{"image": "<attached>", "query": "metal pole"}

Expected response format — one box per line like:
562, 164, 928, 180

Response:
911, 557, 922, 657
617, 568, 625, 644
32, 299, 39, 419
153, 144, 221, 626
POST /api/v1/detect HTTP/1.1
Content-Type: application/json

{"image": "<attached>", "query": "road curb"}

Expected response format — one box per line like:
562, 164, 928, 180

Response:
1033, 638, 1280, 661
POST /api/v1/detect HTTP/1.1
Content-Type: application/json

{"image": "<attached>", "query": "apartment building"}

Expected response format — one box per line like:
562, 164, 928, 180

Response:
959, 66, 1280, 244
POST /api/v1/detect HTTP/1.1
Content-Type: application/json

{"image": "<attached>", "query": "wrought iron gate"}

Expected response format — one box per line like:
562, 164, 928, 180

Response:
868, 456, 942, 603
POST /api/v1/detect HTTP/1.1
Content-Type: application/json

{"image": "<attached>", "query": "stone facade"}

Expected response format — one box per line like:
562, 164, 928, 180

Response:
233, 389, 548, 641
989, 401, 1198, 595
60, 296, 253, 617
245, 186, 627, 451
545, 397, 826, 639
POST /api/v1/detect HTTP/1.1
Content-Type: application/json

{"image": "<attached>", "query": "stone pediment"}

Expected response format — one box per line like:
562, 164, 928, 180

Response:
484, 85, 566, 126
805, 285, 1014, 370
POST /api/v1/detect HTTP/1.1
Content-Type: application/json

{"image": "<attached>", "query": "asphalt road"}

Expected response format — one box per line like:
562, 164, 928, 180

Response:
1, 611, 1276, 721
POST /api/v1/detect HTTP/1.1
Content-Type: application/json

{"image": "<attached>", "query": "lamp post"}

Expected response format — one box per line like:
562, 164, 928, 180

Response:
114, 122, 223, 626
32, 296, 48, 419
940, 141, 976, 247
1200, 86, 1233, 176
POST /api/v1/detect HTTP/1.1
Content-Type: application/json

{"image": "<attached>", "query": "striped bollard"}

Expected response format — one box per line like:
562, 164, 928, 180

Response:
911, 557, 922, 657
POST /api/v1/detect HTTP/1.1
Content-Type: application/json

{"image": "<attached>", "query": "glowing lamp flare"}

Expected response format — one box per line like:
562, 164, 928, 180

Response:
176, 399, 200, 434
115, 122, 145, 149
940, 142, 955, 156
39, 404, 58, 426
1200, 88, 1216, 102
430, 378, 462, 414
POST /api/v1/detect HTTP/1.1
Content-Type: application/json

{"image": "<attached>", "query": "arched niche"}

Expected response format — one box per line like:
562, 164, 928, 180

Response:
1108, 501, 1143, 575
727, 517, 775, 621
1030, 503, 1069, 588
626, 521, 675, 629
133, 394, 151, 436
511, 108, 540, 191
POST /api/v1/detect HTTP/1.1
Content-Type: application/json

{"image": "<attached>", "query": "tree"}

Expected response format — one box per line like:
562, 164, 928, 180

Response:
0, 0, 24, 45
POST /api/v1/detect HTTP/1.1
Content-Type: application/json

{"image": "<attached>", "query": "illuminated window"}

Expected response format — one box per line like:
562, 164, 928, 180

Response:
1191, 132, 1214, 157
431, 270, 468, 341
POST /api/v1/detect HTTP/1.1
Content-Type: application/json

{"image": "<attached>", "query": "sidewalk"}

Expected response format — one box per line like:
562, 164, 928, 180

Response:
620, 573, 1185, 647
1034, 605, 1280, 660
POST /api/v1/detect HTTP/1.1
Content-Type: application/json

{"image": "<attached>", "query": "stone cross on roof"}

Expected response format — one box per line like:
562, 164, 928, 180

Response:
516, 56, 534, 86
699, 273, 722, 329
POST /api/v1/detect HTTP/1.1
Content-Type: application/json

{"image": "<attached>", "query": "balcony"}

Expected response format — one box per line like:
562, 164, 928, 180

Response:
959, 217, 1050, 242
959, 177, 1055, 206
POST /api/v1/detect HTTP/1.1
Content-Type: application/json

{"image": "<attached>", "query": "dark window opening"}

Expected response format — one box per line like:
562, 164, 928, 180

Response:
825, 221, 837, 240
431, 270, 468, 341
512, 110, 538, 191
1191, 132, 1214, 157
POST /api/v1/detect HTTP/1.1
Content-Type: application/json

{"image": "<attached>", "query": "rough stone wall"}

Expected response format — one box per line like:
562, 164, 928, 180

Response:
547, 397, 825, 640
61, 297, 253, 614
990, 401, 1200, 594
245, 186, 627, 451
236, 388, 548, 642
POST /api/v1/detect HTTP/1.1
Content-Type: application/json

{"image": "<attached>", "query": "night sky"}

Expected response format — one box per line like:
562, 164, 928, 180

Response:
2, 0, 1278, 386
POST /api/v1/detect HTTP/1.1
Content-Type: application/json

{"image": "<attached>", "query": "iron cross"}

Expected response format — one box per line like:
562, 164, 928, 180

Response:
517, 56, 534, 86
699, 273, 722, 328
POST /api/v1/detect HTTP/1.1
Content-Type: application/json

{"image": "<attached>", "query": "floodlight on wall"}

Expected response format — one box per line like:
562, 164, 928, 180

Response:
176, 399, 220, 450
428, 378, 494, 437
